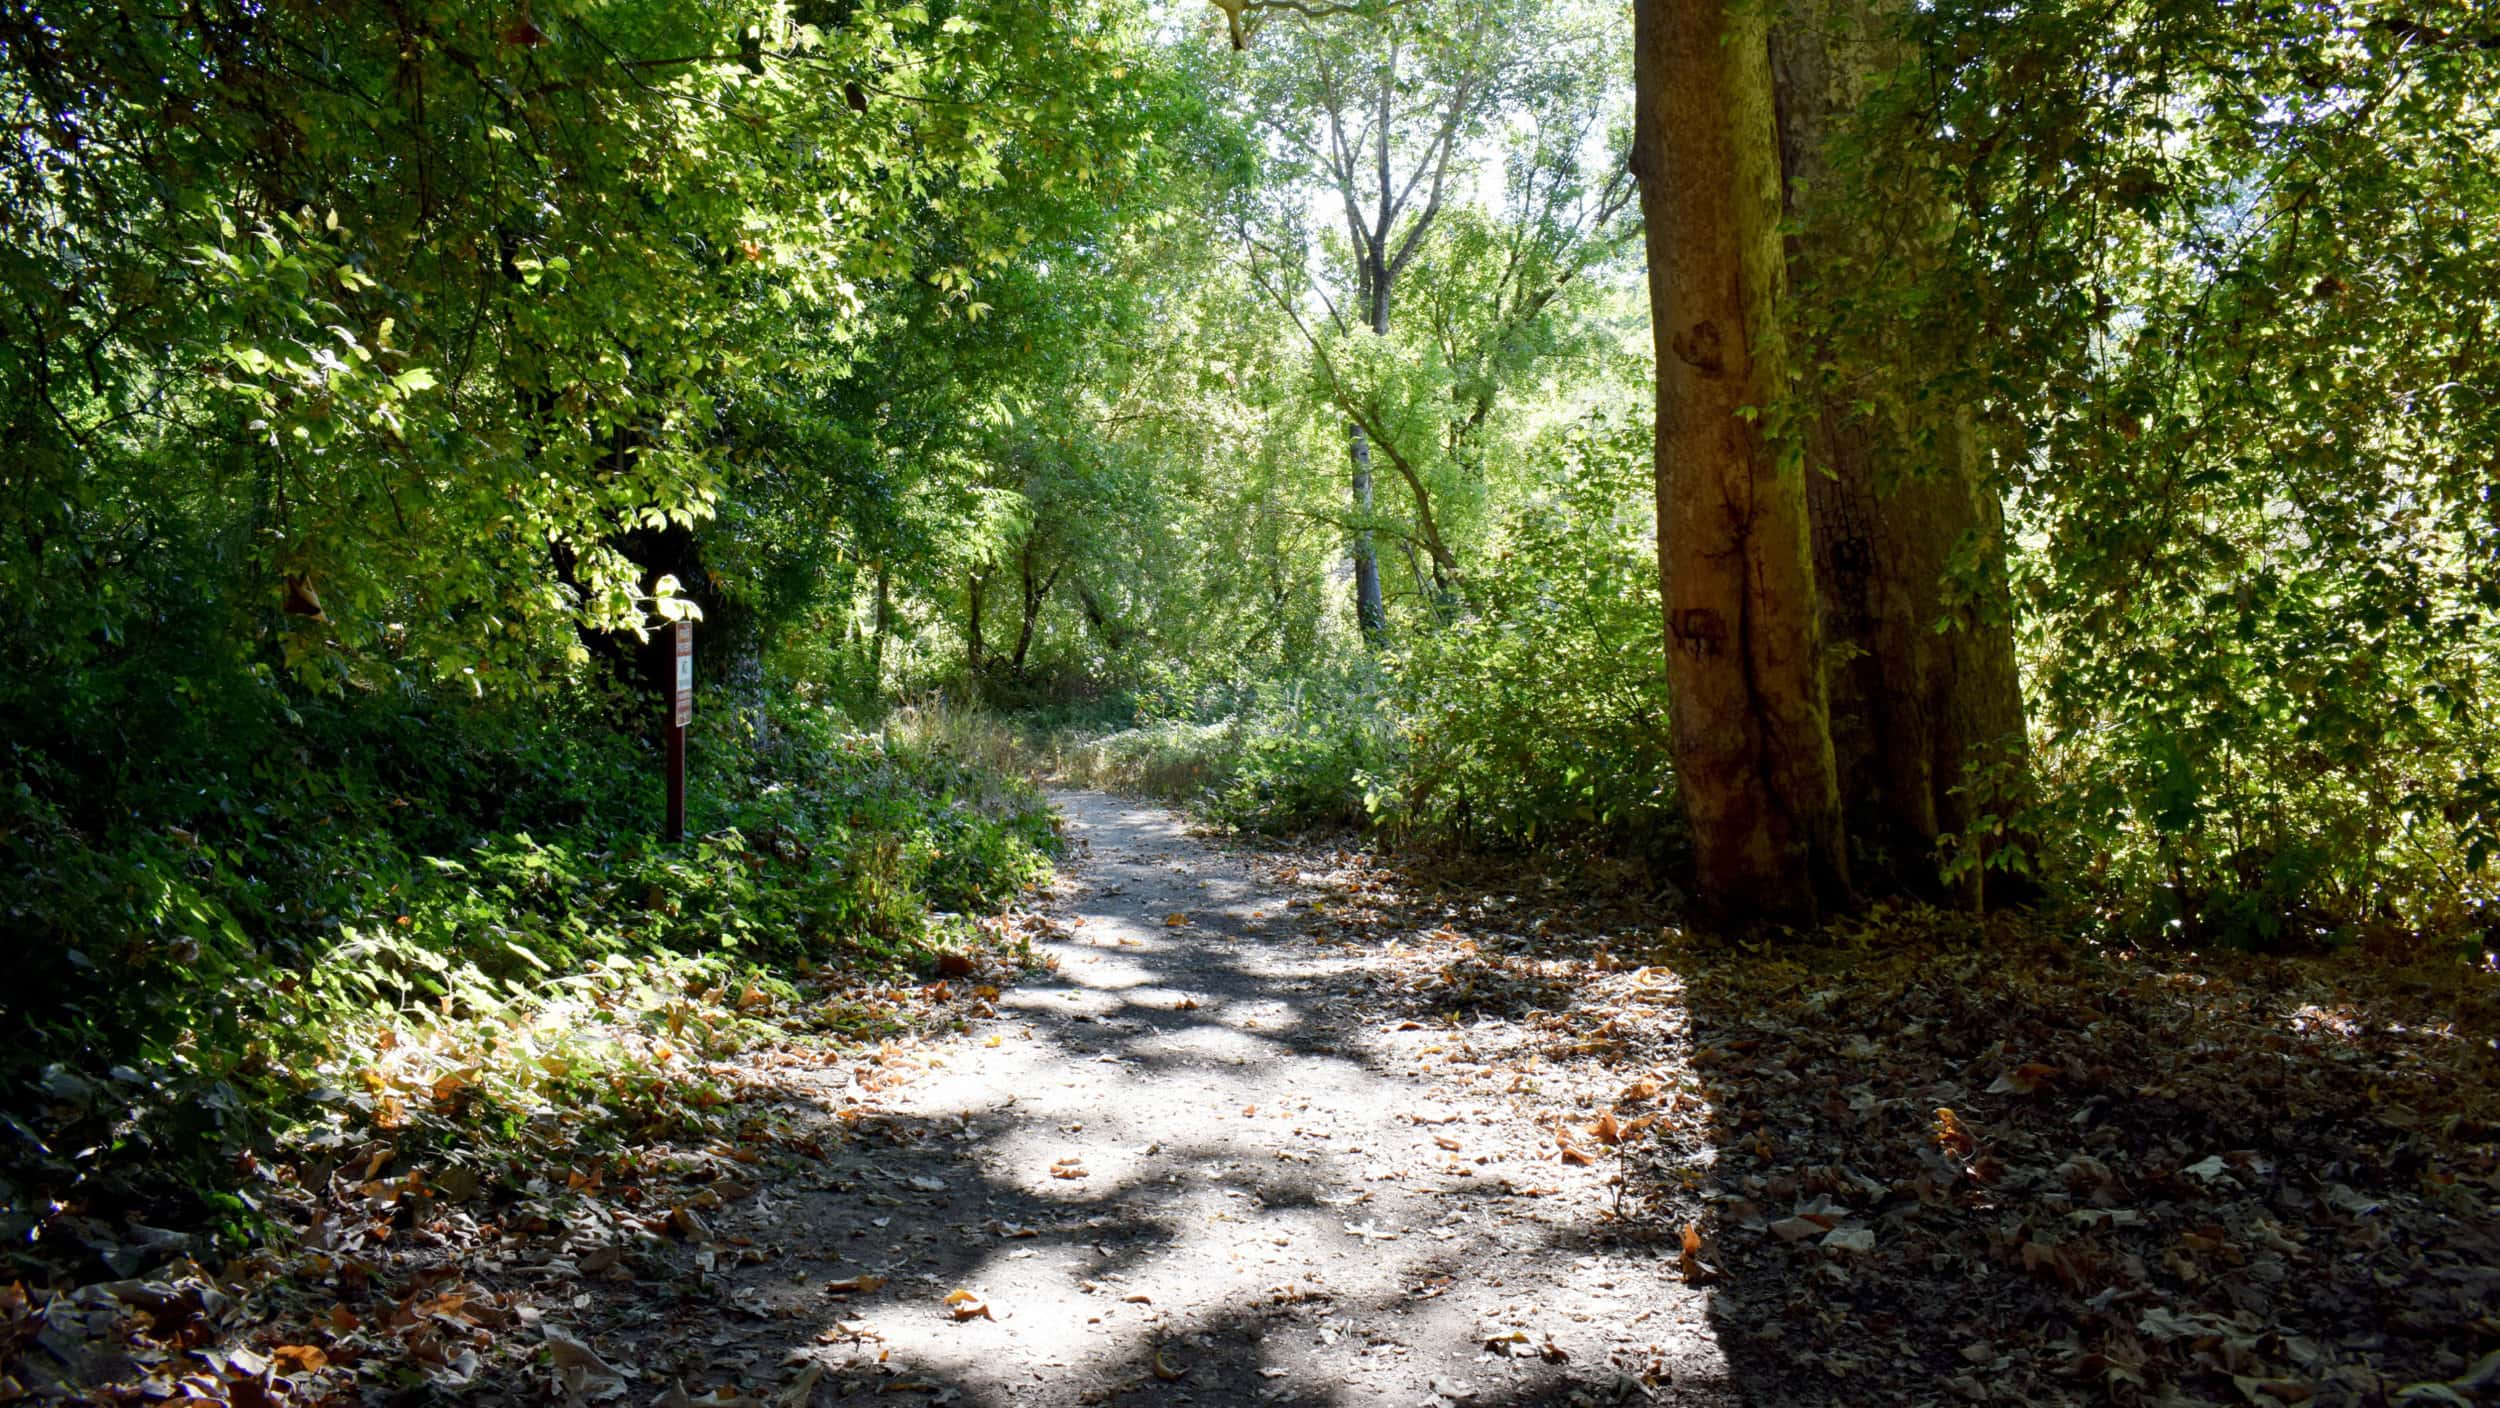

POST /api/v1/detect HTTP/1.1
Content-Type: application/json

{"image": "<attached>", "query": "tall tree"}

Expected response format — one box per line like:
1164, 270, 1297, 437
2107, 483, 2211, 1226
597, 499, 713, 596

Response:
1630, 0, 2043, 919
1770, 0, 2032, 900
1629, 0, 1850, 920
1235, 1, 1513, 643
1232, 0, 1624, 639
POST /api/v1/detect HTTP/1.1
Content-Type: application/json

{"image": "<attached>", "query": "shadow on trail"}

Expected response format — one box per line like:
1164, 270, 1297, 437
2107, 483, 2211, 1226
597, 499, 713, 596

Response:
1671, 925, 2500, 1408
566, 791, 1747, 1406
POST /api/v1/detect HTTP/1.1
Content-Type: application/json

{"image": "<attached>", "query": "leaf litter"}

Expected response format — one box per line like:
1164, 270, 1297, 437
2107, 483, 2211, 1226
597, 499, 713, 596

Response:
0, 918, 1059, 1406
1272, 835, 2500, 1408
12, 801, 2495, 1408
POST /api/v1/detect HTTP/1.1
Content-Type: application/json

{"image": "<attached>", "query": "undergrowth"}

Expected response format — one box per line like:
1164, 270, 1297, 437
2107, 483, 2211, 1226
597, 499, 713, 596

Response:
0, 680, 1056, 1286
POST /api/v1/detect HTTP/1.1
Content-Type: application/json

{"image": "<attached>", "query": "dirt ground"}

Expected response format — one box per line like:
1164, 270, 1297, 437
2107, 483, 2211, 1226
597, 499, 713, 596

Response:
575, 788, 1731, 1406
23, 789, 2494, 1407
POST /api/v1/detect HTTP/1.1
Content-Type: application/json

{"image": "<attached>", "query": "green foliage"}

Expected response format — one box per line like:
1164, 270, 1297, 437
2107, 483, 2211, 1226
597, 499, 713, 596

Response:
1041, 414, 1670, 853
0, 680, 1053, 1266
1202, 670, 1400, 833
1381, 412, 1674, 849
1820, 0, 2500, 946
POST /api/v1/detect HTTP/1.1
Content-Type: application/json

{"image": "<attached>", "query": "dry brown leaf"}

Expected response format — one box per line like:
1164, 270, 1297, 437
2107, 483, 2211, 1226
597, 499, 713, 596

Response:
1163, 913, 1188, 927
270, 1344, 327, 1374
943, 1287, 993, 1321
823, 1274, 888, 1294
1678, 1222, 1712, 1283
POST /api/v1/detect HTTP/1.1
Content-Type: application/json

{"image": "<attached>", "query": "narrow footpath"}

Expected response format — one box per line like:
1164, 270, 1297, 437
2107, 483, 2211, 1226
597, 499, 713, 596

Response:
597, 789, 1731, 1406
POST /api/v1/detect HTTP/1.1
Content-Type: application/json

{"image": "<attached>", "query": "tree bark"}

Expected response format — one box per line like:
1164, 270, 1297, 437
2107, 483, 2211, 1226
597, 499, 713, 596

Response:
1347, 421, 1388, 642
1631, 0, 1850, 923
966, 571, 988, 683
1012, 540, 1060, 679
1770, 0, 2032, 901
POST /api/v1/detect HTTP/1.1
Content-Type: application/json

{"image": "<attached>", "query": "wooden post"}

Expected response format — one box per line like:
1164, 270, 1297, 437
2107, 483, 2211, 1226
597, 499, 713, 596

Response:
665, 619, 691, 841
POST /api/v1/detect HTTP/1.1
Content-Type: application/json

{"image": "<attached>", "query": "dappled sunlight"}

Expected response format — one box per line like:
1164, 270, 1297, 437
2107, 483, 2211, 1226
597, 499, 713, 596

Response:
663, 789, 1740, 1406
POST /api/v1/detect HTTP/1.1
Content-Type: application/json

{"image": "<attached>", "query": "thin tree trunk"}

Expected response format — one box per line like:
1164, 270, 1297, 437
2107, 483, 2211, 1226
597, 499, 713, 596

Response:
1770, 0, 2032, 902
1012, 543, 1060, 679
1631, 0, 1850, 922
1348, 422, 1388, 642
1345, 258, 1395, 645
966, 572, 988, 684
1074, 579, 1128, 651
869, 558, 890, 687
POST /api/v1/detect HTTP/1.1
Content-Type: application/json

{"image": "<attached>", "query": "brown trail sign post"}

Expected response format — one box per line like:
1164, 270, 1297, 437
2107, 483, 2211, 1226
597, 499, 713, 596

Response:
665, 619, 691, 842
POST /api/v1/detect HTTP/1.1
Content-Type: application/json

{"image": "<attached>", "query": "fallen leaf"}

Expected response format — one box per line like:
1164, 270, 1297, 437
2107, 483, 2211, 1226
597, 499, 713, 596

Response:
1769, 1217, 1825, 1243
824, 1274, 888, 1294
1821, 1226, 1877, 1254
1986, 1062, 2062, 1095
543, 1327, 627, 1402
270, 1345, 327, 1374
1678, 1222, 1710, 1283
943, 1287, 993, 1321
1164, 913, 1188, 927
775, 1363, 825, 1408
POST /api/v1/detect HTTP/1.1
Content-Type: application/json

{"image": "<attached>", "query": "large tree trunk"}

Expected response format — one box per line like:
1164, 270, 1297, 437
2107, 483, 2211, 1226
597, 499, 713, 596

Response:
1770, 0, 2032, 902
1631, 0, 1850, 922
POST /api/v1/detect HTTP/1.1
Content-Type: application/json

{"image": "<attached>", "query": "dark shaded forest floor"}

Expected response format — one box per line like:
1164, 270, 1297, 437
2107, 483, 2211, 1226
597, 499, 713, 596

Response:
10, 790, 2498, 1406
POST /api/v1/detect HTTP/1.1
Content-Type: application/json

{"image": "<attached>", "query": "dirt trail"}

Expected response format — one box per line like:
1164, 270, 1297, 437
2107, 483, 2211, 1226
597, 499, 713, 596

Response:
631, 789, 1732, 1406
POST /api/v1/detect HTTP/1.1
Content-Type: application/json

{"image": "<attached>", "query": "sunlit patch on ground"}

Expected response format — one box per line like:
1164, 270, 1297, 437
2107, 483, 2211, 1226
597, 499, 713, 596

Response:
659, 789, 1740, 1406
